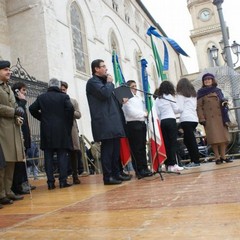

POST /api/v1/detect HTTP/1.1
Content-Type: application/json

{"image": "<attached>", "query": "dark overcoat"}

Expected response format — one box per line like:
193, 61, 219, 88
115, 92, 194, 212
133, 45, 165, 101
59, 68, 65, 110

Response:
86, 75, 125, 142
29, 87, 74, 150
16, 98, 31, 149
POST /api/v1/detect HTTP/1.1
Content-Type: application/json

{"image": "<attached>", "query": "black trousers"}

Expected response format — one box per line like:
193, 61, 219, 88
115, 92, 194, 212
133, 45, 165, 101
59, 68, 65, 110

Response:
44, 149, 68, 185
180, 122, 200, 164
12, 162, 28, 193
69, 150, 79, 177
126, 121, 148, 172
101, 138, 120, 182
161, 118, 178, 166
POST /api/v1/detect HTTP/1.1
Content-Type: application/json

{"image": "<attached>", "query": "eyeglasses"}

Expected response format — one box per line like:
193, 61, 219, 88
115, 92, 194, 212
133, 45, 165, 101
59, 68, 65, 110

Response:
99, 65, 106, 68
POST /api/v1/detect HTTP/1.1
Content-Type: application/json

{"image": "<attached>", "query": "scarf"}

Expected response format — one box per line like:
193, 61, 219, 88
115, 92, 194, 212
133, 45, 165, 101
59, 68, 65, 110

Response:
197, 86, 224, 101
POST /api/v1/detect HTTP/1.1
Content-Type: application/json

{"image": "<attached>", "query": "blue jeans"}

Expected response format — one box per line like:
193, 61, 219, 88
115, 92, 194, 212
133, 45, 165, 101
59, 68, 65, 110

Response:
44, 149, 68, 185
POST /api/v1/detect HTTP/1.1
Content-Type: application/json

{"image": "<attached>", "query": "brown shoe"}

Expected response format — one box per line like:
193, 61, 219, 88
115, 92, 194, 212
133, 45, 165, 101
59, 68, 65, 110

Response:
0, 204, 3, 209
220, 157, 233, 163
73, 177, 81, 184
215, 159, 223, 165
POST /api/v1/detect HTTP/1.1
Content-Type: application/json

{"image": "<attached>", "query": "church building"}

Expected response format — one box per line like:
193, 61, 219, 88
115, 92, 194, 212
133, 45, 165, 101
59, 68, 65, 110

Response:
1, 0, 188, 140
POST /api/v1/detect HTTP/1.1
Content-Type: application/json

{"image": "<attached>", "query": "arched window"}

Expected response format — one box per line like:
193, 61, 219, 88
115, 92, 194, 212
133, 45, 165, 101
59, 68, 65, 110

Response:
124, 0, 132, 25
70, 2, 89, 73
135, 11, 141, 34
112, 0, 119, 12
110, 31, 122, 67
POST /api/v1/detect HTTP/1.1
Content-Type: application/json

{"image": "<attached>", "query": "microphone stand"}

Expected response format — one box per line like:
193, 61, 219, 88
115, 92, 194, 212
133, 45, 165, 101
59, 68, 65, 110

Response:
121, 85, 180, 180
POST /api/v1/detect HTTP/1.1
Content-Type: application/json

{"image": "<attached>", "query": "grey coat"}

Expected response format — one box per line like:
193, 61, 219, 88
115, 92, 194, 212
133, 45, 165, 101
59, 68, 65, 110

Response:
86, 75, 125, 142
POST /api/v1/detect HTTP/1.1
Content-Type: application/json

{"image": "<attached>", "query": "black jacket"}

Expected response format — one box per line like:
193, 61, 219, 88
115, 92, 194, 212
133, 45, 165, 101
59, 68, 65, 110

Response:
16, 98, 31, 149
29, 87, 74, 150
86, 75, 125, 141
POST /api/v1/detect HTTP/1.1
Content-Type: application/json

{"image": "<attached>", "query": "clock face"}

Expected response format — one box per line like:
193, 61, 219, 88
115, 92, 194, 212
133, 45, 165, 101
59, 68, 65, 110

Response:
199, 9, 211, 21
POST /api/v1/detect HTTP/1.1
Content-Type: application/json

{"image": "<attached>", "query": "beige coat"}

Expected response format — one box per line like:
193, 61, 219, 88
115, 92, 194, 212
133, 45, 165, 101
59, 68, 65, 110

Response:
0, 81, 25, 162
71, 98, 81, 150
197, 92, 229, 144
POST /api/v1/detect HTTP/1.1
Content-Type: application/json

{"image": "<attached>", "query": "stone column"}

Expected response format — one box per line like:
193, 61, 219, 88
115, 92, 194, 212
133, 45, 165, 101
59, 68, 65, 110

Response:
0, 0, 10, 59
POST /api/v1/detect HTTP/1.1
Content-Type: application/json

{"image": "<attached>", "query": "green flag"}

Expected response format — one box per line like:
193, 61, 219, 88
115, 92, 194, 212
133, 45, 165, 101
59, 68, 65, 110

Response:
150, 35, 167, 81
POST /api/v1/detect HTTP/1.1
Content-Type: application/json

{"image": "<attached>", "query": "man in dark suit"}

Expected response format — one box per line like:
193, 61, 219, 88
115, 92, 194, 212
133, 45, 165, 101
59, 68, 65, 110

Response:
11, 82, 35, 195
86, 59, 125, 185
29, 78, 74, 189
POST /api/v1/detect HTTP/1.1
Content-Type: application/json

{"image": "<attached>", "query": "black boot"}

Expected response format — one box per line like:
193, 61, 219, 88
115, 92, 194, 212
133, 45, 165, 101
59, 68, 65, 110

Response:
73, 175, 81, 184
60, 182, 72, 188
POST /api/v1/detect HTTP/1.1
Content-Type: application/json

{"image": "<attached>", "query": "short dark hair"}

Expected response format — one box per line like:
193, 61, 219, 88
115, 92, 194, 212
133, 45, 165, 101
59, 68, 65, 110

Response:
158, 80, 175, 97
12, 82, 27, 93
91, 59, 104, 75
61, 81, 68, 89
126, 80, 136, 86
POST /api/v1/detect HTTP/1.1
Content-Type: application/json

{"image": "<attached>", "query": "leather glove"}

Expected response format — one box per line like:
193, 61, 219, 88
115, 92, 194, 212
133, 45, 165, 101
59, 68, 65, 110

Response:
16, 117, 24, 125
15, 106, 24, 117
199, 121, 206, 126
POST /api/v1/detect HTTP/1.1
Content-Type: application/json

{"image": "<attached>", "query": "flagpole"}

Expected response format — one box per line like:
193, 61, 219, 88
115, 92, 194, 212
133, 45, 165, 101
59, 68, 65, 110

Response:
147, 96, 164, 180
140, 59, 180, 177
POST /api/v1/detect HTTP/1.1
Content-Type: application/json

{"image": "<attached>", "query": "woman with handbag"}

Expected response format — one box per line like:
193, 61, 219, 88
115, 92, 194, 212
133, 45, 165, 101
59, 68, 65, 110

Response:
197, 73, 234, 164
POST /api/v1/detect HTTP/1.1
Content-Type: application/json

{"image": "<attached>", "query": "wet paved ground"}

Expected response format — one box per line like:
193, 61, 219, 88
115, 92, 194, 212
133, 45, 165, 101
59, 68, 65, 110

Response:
0, 160, 240, 239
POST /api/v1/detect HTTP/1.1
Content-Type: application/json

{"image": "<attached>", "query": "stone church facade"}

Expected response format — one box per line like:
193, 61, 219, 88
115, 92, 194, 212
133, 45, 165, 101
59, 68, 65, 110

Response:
0, 0, 188, 140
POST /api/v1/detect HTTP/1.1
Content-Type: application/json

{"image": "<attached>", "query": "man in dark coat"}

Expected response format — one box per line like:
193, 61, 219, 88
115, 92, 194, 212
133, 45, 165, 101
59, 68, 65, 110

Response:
11, 82, 33, 194
86, 59, 125, 185
29, 78, 74, 189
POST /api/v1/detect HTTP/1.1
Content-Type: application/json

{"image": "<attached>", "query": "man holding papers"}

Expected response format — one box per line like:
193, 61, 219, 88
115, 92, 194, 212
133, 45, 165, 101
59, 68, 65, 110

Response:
122, 80, 152, 179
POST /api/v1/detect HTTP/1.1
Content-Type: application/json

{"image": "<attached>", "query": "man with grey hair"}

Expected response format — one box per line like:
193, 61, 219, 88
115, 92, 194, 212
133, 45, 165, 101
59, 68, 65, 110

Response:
29, 78, 74, 189
48, 78, 60, 88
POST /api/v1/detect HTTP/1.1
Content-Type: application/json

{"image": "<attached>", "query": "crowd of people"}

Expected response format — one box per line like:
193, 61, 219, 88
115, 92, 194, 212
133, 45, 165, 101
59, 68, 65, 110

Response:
0, 58, 236, 208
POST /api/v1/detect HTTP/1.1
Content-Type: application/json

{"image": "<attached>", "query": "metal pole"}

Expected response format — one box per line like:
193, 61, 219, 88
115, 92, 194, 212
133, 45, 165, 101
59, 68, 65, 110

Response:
213, 0, 240, 138
213, 0, 234, 68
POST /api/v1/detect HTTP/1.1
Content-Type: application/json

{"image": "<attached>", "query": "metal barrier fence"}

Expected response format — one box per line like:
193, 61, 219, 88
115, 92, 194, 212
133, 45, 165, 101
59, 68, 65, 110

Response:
178, 105, 240, 164
26, 136, 102, 177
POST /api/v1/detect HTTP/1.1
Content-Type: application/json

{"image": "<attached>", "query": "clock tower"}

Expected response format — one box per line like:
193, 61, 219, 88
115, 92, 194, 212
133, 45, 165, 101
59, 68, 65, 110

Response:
187, 0, 225, 71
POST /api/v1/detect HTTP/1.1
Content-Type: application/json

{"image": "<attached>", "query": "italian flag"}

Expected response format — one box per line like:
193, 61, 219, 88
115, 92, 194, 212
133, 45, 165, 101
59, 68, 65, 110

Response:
141, 59, 166, 171
112, 50, 131, 167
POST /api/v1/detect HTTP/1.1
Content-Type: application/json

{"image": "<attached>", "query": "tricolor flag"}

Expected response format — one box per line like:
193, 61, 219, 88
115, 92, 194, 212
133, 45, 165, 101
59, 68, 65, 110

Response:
112, 50, 131, 167
141, 59, 166, 171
